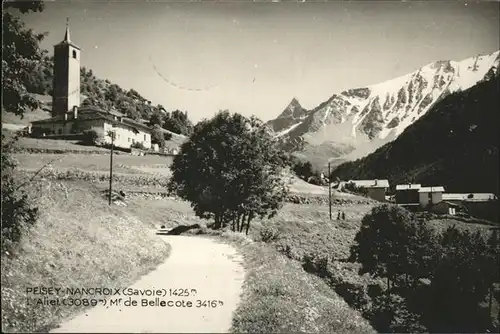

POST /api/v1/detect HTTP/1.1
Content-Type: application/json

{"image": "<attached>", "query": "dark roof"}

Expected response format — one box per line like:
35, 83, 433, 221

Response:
31, 106, 152, 133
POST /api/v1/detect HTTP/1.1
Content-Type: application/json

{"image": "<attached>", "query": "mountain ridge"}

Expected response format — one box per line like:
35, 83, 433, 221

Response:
268, 50, 500, 170
330, 74, 500, 195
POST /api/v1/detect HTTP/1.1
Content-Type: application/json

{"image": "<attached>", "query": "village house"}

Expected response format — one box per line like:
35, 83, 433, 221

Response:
395, 184, 421, 207
30, 106, 152, 150
442, 193, 499, 220
442, 193, 498, 204
29, 20, 152, 150
340, 179, 390, 202
418, 186, 445, 207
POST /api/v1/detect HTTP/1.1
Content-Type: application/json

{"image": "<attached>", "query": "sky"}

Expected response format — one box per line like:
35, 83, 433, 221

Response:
22, 0, 500, 123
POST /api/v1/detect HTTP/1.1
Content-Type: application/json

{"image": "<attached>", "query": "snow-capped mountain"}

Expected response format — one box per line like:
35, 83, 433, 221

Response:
267, 98, 308, 135
269, 50, 500, 169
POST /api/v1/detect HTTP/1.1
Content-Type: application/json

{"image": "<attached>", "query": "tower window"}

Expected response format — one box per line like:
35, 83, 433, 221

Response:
72, 50, 77, 59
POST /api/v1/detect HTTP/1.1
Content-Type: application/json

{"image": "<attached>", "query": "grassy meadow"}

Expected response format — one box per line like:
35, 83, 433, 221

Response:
12, 152, 174, 177
1, 180, 171, 333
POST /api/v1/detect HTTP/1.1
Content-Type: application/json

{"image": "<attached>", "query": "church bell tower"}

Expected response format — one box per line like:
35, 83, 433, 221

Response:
52, 18, 81, 116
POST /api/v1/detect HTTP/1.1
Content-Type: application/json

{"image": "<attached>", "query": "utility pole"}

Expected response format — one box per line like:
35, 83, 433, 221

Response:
108, 130, 115, 205
328, 161, 332, 220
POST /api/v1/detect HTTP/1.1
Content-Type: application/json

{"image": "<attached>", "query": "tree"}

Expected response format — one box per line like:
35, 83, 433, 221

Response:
291, 159, 314, 180
1, 1, 44, 251
168, 111, 289, 234
149, 110, 164, 127
151, 125, 166, 148
163, 109, 194, 135
405, 220, 440, 287
342, 182, 369, 197
3, 1, 45, 116
349, 204, 414, 290
487, 229, 500, 319
422, 226, 493, 332
1, 133, 39, 252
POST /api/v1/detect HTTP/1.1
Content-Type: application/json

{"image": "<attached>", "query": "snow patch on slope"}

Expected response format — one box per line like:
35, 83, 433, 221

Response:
276, 122, 301, 137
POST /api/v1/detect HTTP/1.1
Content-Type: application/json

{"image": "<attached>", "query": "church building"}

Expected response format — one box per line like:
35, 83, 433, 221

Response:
30, 20, 152, 150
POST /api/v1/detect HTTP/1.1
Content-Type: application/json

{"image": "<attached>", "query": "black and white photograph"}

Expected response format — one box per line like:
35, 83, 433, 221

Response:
1, 0, 499, 332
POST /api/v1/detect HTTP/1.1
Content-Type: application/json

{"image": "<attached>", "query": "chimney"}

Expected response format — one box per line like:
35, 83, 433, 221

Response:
73, 106, 78, 119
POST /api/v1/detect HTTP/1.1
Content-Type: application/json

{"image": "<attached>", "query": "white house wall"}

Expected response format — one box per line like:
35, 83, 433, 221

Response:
419, 193, 429, 207
432, 192, 442, 205
419, 192, 443, 207
103, 121, 151, 149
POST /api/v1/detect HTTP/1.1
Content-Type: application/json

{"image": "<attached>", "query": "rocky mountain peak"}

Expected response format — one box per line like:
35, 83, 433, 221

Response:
267, 49, 500, 170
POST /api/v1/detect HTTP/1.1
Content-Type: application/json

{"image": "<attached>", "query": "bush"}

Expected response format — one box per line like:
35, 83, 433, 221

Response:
1, 135, 39, 252
81, 130, 100, 146
131, 141, 146, 150
259, 227, 280, 243
151, 125, 165, 148
302, 253, 330, 278
343, 182, 369, 196
369, 293, 426, 333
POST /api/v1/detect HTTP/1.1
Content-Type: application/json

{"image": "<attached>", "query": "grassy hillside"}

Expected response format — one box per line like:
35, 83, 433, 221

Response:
0, 180, 170, 333
331, 76, 500, 195
1, 94, 52, 125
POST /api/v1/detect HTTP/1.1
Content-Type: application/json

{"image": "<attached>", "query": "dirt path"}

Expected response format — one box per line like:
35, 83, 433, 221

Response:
51, 235, 245, 333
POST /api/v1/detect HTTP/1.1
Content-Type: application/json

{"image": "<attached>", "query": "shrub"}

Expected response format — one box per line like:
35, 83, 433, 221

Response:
131, 141, 146, 150
1, 135, 39, 252
369, 293, 427, 333
302, 253, 330, 278
151, 125, 165, 148
259, 227, 280, 243
343, 182, 369, 196
82, 130, 100, 146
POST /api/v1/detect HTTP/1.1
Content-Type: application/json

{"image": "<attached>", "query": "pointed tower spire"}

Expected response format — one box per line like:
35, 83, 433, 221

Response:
64, 17, 71, 43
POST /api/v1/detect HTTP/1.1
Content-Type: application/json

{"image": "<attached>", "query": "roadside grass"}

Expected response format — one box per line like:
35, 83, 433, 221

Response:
230, 241, 375, 333
0, 180, 170, 333
123, 197, 202, 229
